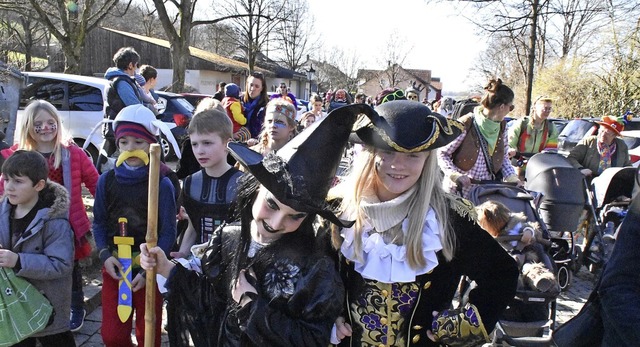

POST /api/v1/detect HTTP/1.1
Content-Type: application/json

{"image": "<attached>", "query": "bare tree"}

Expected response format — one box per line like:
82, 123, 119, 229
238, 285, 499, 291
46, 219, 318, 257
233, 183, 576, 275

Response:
191, 23, 237, 56
0, 0, 129, 73
437, 0, 637, 115
375, 30, 413, 89
215, 0, 288, 72
151, 0, 281, 92
315, 46, 360, 92
102, 2, 164, 39
273, 0, 316, 71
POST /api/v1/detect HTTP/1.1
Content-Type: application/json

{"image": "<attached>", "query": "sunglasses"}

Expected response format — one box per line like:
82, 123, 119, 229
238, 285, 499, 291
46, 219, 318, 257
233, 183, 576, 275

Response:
250, 71, 264, 78
381, 90, 406, 104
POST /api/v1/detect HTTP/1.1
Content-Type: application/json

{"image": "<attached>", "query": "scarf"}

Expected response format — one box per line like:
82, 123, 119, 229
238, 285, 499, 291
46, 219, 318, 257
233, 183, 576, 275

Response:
474, 108, 501, 154
597, 140, 616, 175
243, 97, 262, 123
360, 186, 416, 237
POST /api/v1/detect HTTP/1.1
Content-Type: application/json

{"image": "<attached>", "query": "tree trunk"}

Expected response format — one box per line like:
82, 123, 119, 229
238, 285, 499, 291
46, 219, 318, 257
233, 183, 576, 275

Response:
525, 0, 539, 116
171, 41, 188, 92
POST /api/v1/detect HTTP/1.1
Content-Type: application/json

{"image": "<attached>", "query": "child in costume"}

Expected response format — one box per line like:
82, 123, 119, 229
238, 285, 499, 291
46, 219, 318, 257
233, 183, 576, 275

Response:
92, 104, 177, 347
331, 100, 518, 346
251, 99, 298, 156
0, 100, 99, 331
221, 83, 250, 143
171, 108, 242, 257
140, 104, 366, 346
476, 200, 559, 293
0, 150, 75, 345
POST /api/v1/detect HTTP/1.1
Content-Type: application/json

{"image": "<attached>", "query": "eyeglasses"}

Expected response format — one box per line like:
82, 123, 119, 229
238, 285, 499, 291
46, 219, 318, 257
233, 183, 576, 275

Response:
380, 89, 406, 104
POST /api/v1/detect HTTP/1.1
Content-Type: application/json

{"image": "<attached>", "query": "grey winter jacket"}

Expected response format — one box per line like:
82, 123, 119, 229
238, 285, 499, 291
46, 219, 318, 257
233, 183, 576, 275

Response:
0, 181, 74, 337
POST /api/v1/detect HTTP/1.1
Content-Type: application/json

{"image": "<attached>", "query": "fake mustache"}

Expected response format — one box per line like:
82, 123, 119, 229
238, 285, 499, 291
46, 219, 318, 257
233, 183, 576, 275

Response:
116, 150, 149, 167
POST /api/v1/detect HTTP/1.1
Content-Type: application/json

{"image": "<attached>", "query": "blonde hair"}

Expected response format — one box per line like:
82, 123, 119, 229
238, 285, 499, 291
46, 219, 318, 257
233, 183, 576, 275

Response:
332, 147, 456, 266
20, 100, 72, 169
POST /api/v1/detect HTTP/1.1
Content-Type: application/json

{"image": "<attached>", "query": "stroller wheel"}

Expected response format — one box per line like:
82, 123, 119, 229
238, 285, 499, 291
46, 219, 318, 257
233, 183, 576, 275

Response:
557, 264, 572, 292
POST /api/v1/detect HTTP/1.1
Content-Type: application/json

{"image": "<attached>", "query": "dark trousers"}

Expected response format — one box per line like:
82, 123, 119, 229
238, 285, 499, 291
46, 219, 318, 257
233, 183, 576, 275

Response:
72, 260, 84, 309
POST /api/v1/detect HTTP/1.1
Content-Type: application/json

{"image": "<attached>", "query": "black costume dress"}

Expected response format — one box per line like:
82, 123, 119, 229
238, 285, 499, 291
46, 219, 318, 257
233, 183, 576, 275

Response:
164, 224, 345, 347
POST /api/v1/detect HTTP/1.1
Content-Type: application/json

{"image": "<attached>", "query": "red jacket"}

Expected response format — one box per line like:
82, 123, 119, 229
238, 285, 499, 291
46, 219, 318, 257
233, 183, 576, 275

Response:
0, 143, 99, 259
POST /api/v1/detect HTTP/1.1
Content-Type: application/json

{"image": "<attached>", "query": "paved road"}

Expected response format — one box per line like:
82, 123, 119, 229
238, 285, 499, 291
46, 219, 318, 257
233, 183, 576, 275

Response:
72, 267, 597, 346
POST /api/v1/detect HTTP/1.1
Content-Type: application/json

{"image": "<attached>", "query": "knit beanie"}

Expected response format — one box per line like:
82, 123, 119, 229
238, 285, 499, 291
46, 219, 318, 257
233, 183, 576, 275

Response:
225, 83, 240, 98
115, 121, 157, 144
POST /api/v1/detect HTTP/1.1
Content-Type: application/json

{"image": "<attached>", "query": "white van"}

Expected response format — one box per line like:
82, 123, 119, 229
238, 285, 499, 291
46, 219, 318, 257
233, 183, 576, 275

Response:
16, 72, 108, 163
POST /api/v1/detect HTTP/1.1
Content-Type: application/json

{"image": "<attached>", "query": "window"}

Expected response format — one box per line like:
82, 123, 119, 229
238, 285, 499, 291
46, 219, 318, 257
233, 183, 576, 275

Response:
69, 82, 103, 111
20, 77, 66, 110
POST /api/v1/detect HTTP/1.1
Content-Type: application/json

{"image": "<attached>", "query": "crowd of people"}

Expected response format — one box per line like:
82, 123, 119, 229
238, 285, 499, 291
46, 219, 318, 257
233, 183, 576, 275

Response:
1, 45, 638, 347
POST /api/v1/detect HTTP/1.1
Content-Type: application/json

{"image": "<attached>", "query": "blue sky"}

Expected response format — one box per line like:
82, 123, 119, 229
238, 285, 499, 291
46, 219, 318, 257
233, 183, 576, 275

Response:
308, 0, 486, 93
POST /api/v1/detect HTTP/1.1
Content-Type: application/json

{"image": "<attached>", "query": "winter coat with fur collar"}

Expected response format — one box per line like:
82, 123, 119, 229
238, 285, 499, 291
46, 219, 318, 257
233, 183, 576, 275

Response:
0, 181, 74, 337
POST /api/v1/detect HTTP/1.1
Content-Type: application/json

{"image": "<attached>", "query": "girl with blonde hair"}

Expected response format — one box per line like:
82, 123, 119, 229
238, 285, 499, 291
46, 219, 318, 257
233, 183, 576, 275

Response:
331, 100, 518, 347
251, 98, 298, 155
1, 100, 99, 332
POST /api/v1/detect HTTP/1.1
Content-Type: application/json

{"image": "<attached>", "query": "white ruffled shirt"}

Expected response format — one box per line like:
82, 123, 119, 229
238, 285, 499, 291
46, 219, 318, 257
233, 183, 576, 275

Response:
340, 187, 443, 284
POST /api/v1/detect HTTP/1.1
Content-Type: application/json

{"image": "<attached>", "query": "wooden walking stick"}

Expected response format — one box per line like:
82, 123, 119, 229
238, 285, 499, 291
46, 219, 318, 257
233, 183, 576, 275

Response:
144, 144, 161, 347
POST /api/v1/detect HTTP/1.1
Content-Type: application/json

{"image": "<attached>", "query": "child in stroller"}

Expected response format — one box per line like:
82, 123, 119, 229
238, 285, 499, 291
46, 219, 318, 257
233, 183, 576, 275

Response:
476, 200, 559, 294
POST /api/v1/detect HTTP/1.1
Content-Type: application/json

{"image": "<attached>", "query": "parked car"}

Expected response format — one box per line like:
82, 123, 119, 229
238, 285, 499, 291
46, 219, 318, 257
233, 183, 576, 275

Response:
180, 93, 214, 109
557, 117, 640, 156
17, 72, 107, 164
17, 72, 183, 165
155, 91, 194, 159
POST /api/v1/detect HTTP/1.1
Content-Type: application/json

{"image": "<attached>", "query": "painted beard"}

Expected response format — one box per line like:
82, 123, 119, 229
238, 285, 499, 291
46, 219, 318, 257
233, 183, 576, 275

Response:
116, 149, 150, 166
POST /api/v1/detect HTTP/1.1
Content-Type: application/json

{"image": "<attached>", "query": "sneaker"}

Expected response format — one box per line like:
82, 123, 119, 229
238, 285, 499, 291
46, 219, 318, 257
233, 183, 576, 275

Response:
70, 308, 86, 332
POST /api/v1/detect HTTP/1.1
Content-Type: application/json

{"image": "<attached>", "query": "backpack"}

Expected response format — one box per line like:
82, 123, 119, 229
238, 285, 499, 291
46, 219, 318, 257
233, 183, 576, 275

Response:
105, 75, 141, 120
451, 98, 480, 120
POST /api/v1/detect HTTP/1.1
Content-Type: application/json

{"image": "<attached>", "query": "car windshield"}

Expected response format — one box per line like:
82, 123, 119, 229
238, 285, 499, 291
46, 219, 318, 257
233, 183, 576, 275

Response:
558, 119, 596, 143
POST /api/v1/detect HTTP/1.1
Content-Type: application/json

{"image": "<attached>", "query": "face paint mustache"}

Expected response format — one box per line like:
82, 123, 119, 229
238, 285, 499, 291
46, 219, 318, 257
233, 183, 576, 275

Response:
116, 149, 149, 167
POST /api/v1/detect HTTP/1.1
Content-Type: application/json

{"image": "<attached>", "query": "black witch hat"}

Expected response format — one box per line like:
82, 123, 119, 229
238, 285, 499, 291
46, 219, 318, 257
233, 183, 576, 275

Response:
354, 100, 463, 152
228, 103, 372, 226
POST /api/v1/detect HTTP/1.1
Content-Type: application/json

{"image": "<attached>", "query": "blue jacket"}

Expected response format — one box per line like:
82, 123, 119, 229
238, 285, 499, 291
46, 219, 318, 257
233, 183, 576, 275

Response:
104, 67, 141, 106
0, 182, 74, 337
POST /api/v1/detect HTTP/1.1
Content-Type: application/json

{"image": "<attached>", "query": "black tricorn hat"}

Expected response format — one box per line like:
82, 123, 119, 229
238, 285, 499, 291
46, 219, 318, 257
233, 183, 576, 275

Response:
228, 103, 373, 227
354, 100, 463, 152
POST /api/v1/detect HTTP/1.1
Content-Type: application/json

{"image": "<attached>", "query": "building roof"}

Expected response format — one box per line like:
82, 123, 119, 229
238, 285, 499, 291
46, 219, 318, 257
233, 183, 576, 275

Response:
102, 27, 273, 75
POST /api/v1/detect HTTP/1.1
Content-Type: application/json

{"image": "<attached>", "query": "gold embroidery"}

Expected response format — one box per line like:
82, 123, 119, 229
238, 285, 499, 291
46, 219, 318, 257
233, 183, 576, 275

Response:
423, 281, 432, 290
413, 325, 423, 330
447, 193, 477, 221
412, 334, 421, 343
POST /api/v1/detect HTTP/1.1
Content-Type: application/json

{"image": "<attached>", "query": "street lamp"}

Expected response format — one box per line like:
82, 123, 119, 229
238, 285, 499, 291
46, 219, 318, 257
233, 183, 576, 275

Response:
307, 64, 316, 95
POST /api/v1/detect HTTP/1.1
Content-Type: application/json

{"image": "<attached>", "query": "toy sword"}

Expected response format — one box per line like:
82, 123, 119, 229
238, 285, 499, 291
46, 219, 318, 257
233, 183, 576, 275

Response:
114, 217, 134, 322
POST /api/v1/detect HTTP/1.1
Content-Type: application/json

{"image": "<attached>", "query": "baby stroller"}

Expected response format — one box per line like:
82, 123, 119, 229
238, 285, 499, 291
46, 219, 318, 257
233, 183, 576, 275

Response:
468, 183, 559, 346
574, 166, 635, 274
525, 152, 584, 289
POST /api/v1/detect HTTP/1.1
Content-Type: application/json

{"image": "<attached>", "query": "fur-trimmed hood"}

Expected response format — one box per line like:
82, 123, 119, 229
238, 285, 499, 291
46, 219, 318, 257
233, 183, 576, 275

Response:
39, 181, 70, 219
